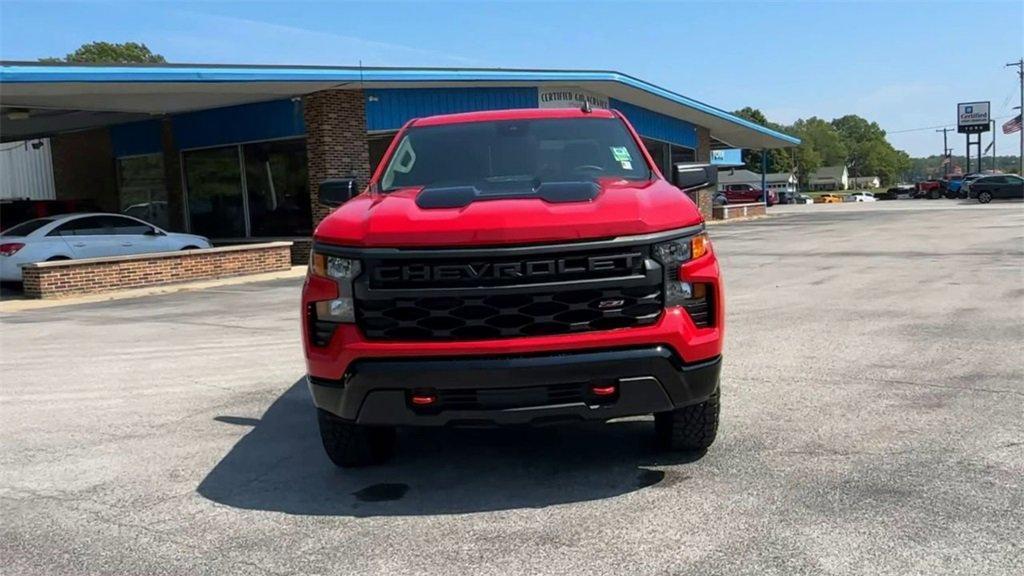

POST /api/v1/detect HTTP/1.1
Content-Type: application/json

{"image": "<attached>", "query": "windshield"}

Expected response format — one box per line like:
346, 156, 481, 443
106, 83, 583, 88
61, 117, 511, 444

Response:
1, 217, 54, 237
380, 117, 651, 192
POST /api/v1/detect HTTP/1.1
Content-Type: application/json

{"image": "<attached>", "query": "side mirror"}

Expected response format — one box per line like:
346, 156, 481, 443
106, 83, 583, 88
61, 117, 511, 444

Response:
673, 163, 718, 192
318, 178, 360, 207
145, 227, 165, 236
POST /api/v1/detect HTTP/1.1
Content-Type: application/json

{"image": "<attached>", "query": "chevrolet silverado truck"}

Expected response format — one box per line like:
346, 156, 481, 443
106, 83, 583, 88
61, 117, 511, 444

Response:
302, 107, 724, 467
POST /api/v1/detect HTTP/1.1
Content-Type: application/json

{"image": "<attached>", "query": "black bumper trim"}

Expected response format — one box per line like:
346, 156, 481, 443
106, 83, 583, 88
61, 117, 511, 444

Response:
308, 347, 721, 427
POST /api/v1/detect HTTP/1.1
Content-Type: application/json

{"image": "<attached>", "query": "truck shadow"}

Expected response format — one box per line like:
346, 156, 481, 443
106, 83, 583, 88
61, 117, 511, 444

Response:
197, 378, 707, 517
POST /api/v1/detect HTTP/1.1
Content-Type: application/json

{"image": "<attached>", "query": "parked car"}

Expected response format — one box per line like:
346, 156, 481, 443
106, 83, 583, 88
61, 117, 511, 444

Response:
816, 194, 844, 204
777, 190, 799, 205
718, 183, 777, 206
794, 193, 814, 204
958, 173, 987, 199
0, 213, 211, 281
915, 180, 942, 199
967, 174, 1024, 203
849, 192, 877, 202
940, 176, 963, 198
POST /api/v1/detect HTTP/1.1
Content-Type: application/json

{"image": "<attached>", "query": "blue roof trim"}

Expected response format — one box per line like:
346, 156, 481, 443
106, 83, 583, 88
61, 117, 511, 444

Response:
0, 64, 801, 145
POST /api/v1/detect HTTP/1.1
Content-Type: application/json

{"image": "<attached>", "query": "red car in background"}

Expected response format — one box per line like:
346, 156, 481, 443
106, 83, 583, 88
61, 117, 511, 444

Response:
717, 183, 777, 206
915, 180, 942, 199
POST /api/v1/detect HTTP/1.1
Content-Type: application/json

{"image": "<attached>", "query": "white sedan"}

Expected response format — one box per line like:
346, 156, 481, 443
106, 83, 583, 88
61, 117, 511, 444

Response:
0, 213, 211, 281
849, 192, 878, 202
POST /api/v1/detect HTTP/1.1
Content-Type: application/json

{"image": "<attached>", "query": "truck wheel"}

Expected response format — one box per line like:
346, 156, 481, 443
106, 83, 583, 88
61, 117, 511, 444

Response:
655, 391, 720, 451
978, 191, 992, 204
317, 409, 396, 467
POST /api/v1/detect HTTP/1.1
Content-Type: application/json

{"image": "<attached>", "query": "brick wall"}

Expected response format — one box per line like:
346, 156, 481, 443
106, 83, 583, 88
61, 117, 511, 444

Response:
303, 90, 371, 226
21, 242, 292, 299
712, 202, 766, 221
50, 128, 119, 211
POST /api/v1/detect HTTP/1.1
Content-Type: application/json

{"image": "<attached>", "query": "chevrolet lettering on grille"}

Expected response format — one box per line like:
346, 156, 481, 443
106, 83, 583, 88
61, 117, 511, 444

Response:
372, 252, 643, 284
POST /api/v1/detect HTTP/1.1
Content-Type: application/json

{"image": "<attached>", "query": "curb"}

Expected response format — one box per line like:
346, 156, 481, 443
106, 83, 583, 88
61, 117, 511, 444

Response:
0, 266, 307, 313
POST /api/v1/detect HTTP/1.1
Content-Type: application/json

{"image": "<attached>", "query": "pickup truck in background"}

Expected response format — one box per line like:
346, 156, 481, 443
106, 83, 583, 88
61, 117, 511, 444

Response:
717, 183, 777, 206
915, 180, 943, 199
302, 107, 725, 467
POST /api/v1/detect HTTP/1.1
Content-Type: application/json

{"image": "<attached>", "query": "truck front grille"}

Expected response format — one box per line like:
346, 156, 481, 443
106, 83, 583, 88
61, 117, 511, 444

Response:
357, 285, 662, 341
351, 240, 665, 341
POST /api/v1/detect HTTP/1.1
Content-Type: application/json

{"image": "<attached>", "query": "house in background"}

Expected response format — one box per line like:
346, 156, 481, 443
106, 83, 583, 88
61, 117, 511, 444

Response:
717, 169, 798, 194
849, 176, 881, 189
809, 165, 849, 190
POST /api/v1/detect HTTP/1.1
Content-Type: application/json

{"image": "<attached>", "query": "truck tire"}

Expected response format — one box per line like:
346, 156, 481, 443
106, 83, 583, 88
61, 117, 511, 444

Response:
317, 409, 396, 467
655, 391, 719, 451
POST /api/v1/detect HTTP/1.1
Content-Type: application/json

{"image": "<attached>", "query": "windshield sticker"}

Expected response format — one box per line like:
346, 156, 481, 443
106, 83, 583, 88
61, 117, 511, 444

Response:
610, 147, 632, 162
621, 160, 632, 170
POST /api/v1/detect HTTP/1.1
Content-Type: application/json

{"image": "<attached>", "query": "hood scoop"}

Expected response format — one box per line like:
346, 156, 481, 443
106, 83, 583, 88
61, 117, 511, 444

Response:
416, 181, 600, 209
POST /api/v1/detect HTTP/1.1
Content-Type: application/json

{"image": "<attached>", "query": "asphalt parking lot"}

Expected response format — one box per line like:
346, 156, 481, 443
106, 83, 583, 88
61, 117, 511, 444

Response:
2, 200, 1022, 575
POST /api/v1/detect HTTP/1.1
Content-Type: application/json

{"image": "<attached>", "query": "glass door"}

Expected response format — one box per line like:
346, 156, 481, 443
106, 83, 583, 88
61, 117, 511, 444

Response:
242, 139, 311, 237
183, 146, 246, 238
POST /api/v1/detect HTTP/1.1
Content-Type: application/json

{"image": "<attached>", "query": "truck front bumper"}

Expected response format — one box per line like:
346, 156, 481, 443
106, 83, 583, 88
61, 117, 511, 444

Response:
308, 347, 721, 427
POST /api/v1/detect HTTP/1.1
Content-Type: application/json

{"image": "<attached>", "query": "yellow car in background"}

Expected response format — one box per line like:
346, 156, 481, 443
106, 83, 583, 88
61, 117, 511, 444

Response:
816, 194, 844, 204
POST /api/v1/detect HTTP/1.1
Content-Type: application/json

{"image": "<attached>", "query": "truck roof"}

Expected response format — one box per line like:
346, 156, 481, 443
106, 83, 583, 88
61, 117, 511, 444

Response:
411, 107, 618, 127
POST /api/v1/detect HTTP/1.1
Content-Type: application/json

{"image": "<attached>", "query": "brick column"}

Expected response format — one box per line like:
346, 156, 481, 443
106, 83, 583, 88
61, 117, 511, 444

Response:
303, 90, 371, 226
693, 126, 714, 219
696, 126, 711, 163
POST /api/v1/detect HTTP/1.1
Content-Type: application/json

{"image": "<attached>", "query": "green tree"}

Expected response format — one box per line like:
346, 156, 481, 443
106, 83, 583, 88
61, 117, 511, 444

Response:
732, 107, 793, 174
40, 42, 165, 64
791, 117, 846, 166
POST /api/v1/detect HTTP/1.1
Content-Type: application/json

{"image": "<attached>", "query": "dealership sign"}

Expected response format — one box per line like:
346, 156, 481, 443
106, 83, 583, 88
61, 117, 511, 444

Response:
957, 101, 991, 133
538, 86, 609, 109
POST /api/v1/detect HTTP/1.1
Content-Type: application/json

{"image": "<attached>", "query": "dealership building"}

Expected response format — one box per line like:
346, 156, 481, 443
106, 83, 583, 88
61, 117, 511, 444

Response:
1, 63, 798, 260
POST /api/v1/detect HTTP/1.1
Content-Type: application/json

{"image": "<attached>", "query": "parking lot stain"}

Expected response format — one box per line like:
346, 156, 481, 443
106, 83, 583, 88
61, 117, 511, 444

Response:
353, 483, 410, 502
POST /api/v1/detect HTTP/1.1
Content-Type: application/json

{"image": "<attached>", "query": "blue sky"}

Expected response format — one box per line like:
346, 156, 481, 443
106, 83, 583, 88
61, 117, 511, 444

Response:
1, 1, 1021, 157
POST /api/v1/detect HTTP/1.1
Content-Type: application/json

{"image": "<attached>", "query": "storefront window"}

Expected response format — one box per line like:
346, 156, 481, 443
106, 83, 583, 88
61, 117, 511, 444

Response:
642, 138, 669, 176
117, 154, 169, 229
243, 139, 311, 236
183, 146, 246, 238
671, 145, 696, 165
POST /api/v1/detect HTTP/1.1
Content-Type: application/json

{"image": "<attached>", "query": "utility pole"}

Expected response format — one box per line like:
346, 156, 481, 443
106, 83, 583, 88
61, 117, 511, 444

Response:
936, 128, 952, 177
1008, 59, 1023, 175
990, 120, 996, 170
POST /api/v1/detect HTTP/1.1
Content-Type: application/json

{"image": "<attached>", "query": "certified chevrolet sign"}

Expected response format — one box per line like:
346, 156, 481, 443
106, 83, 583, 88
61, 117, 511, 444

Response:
957, 101, 991, 133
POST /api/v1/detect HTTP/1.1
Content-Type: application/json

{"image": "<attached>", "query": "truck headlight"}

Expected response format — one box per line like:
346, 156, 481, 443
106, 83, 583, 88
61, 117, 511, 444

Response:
653, 233, 710, 307
310, 253, 361, 323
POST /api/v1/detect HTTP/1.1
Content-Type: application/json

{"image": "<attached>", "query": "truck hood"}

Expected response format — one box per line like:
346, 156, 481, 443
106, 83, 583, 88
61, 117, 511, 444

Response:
314, 178, 704, 247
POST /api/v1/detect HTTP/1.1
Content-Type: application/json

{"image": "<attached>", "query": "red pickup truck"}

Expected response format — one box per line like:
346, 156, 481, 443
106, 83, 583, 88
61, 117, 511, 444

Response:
302, 107, 724, 466
718, 183, 776, 206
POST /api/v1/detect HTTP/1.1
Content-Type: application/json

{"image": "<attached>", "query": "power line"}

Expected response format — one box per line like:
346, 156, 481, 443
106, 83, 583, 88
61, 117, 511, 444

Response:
888, 114, 1017, 134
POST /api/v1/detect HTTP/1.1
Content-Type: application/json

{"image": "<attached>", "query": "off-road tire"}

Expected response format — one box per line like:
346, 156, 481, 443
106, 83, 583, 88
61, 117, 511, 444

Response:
317, 409, 396, 467
978, 191, 992, 204
655, 390, 720, 451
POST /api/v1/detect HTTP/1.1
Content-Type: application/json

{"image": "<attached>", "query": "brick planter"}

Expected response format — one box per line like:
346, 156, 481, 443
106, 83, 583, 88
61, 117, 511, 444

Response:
712, 202, 767, 221
21, 242, 293, 299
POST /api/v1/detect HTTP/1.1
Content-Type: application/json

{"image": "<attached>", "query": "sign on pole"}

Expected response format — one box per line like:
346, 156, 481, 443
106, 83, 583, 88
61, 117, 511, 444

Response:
957, 101, 991, 133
